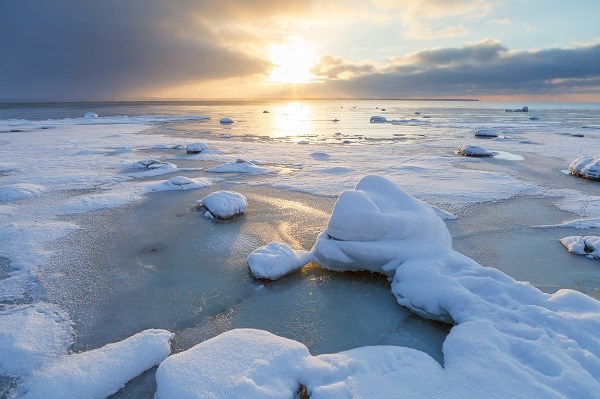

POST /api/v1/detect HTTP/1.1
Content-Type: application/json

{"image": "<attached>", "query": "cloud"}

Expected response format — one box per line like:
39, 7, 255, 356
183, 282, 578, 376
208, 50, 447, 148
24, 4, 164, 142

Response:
0, 0, 307, 100
307, 40, 600, 99
310, 55, 376, 79
403, 22, 468, 40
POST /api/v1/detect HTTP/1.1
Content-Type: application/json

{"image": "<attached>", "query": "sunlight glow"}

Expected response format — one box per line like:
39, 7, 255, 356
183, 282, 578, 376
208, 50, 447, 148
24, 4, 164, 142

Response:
268, 37, 316, 84
271, 102, 312, 138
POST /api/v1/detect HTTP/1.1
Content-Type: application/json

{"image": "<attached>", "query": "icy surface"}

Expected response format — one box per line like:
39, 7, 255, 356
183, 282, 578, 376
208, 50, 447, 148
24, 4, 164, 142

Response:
195, 176, 600, 399
247, 242, 313, 280
207, 159, 271, 174
455, 144, 493, 157
568, 154, 600, 180
560, 236, 600, 259
0, 183, 46, 202
197, 190, 247, 219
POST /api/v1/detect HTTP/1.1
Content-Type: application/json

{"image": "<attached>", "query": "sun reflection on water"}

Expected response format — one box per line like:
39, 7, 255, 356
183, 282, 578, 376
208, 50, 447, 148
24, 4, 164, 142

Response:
270, 102, 312, 138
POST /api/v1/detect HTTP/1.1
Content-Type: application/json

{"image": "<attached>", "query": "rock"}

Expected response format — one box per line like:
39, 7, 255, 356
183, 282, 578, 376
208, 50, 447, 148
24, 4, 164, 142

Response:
370, 115, 387, 123
219, 117, 234, 124
196, 190, 247, 219
455, 145, 493, 157
474, 129, 498, 138
568, 154, 600, 180
186, 142, 209, 154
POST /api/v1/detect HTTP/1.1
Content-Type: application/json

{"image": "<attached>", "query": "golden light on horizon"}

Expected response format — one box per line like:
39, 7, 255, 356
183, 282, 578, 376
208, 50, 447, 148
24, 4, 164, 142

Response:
268, 37, 316, 84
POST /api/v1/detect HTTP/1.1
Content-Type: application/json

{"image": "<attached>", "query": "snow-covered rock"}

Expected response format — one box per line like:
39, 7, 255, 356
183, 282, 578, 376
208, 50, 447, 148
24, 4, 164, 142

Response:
83, 112, 98, 118
146, 176, 211, 193
219, 117, 234, 124
207, 159, 270, 174
129, 159, 177, 170
559, 236, 600, 259
568, 154, 600, 180
247, 242, 312, 280
455, 145, 493, 157
505, 106, 528, 112
186, 142, 209, 154
197, 190, 247, 219
474, 129, 498, 138
370, 115, 387, 123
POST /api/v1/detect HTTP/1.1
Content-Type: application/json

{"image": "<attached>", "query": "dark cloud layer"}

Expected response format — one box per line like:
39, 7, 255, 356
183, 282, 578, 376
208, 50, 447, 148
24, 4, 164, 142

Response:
310, 40, 600, 98
0, 0, 291, 100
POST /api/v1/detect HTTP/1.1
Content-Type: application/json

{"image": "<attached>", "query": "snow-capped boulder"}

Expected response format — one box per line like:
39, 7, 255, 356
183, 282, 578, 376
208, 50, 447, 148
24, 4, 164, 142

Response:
197, 190, 247, 219
130, 159, 177, 170
186, 142, 209, 154
505, 106, 528, 112
568, 154, 600, 180
83, 112, 98, 118
247, 242, 312, 280
370, 115, 387, 123
146, 176, 211, 193
559, 236, 600, 259
455, 145, 493, 157
474, 129, 498, 138
219, 117, 234, 124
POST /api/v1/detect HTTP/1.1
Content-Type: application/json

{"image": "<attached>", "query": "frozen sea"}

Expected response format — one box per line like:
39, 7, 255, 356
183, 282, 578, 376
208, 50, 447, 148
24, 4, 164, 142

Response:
0, 100, 599, 398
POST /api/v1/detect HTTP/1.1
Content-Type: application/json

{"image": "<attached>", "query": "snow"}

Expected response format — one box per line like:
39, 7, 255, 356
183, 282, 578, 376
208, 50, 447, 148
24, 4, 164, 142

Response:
568, 154, 600, 180
455, 144, 493, 157
146, 176, 211, 193
207, 159, 271, 174
0, 183, 46, 202
559, 236, 600, 259
83, 112, 98, 118
247, 242, 312, 280
128, 159, 177, 171
58, 190, 143, 215
310, 152, 331, 161
474, 128, 498, 137
186, 142, 209, 154
369, 115, 387, 123
19, 329, 173, 399
197, 190, 247, 219
220, 117, 234, 124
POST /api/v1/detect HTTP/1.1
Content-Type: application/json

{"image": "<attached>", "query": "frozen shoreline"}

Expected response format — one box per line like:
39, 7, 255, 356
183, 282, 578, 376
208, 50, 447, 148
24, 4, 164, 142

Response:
1, 105, 599, 398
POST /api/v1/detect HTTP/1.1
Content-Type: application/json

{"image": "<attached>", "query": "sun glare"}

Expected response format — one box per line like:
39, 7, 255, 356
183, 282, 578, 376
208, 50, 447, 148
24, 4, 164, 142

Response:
268, 37, 316, 84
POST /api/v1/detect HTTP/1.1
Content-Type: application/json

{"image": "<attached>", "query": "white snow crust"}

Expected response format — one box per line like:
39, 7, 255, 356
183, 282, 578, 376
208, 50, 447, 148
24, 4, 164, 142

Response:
0, 183, 46, 202
145, 176, 211, 193
559, 236, 600, 259
207, 159, 271, 174
568, 154, 600, 179
197, 190, 247, 219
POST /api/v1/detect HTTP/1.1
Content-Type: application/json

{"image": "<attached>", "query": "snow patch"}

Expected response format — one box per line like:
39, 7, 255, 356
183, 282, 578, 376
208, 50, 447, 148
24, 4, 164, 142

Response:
0, 183, 46, 202
146, 176, 211, 193
247, 242, 313, 280
207, 159, 271, 175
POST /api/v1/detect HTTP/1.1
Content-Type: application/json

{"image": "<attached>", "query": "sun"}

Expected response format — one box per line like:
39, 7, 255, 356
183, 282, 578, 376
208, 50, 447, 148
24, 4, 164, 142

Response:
268, 37, 316, 84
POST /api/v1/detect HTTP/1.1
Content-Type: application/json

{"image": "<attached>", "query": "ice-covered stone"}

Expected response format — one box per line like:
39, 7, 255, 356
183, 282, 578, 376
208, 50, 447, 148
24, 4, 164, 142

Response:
197, 190, 247, 219
559, 236, 600, 258
146, 176, 211, 193
455, 145, 493, 157
474, 129, 498, 138
568, 154, 600, 180
83, 112, 98, 118
219, 117, 234, 124
370, 115, 387, 123
186, 142, 209, 154
130, 159, 177, 170
505, 106, 528, 112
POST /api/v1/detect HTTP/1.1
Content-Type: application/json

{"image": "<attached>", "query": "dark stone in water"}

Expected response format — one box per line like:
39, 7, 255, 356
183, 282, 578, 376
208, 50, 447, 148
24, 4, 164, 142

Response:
140, 243, 169, 254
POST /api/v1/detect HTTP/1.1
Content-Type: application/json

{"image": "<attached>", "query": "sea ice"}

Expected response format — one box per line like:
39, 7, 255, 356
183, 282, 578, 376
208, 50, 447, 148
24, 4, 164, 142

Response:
146, 176, 211, 192
559, 236, 600, 259
219, 117, 234, 124
207, 159, 271, 174
247, 242, 312, 280
186, 142, 209, 154
197, 190, 247, 219
568, 154, 600, 180
474, 129, 498, 138
455, 145, 493, 157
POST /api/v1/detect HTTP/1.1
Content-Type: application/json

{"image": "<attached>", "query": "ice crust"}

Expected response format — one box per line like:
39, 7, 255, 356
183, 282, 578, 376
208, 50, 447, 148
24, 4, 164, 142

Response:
197, 190, 247, 219
235, 176, 600, 399
568, 154, 600, 180
560, 236, 600, 258
146, 176, 211, 193
207, 159, 270, 174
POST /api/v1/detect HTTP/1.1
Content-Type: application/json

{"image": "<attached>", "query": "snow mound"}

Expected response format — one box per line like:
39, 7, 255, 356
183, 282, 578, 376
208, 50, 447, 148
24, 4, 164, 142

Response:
146, 176, 211, 192
474, 129, 498, 138
0, 183, 46, 202
219, 117, 234, 124
455, 145, 493, 157
310, 152, 331, 161
207, 159, 271, 174
568, 154, 600, 180
83, 112, 98, 118
19, 329, 173, 399
186, 142, 209, 154
247, 242, 312, 280
153, 144, 183, 150
559, 236, 600, 259
124, 159, 186, 178
155, 329, 309, 399
197, 190, 247, 219
313, 175, 451, 276
369, 115, 387, 123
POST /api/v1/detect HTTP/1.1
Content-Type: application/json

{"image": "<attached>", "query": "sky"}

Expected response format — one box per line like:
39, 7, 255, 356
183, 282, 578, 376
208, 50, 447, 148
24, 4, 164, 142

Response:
1, 0, 599, 101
